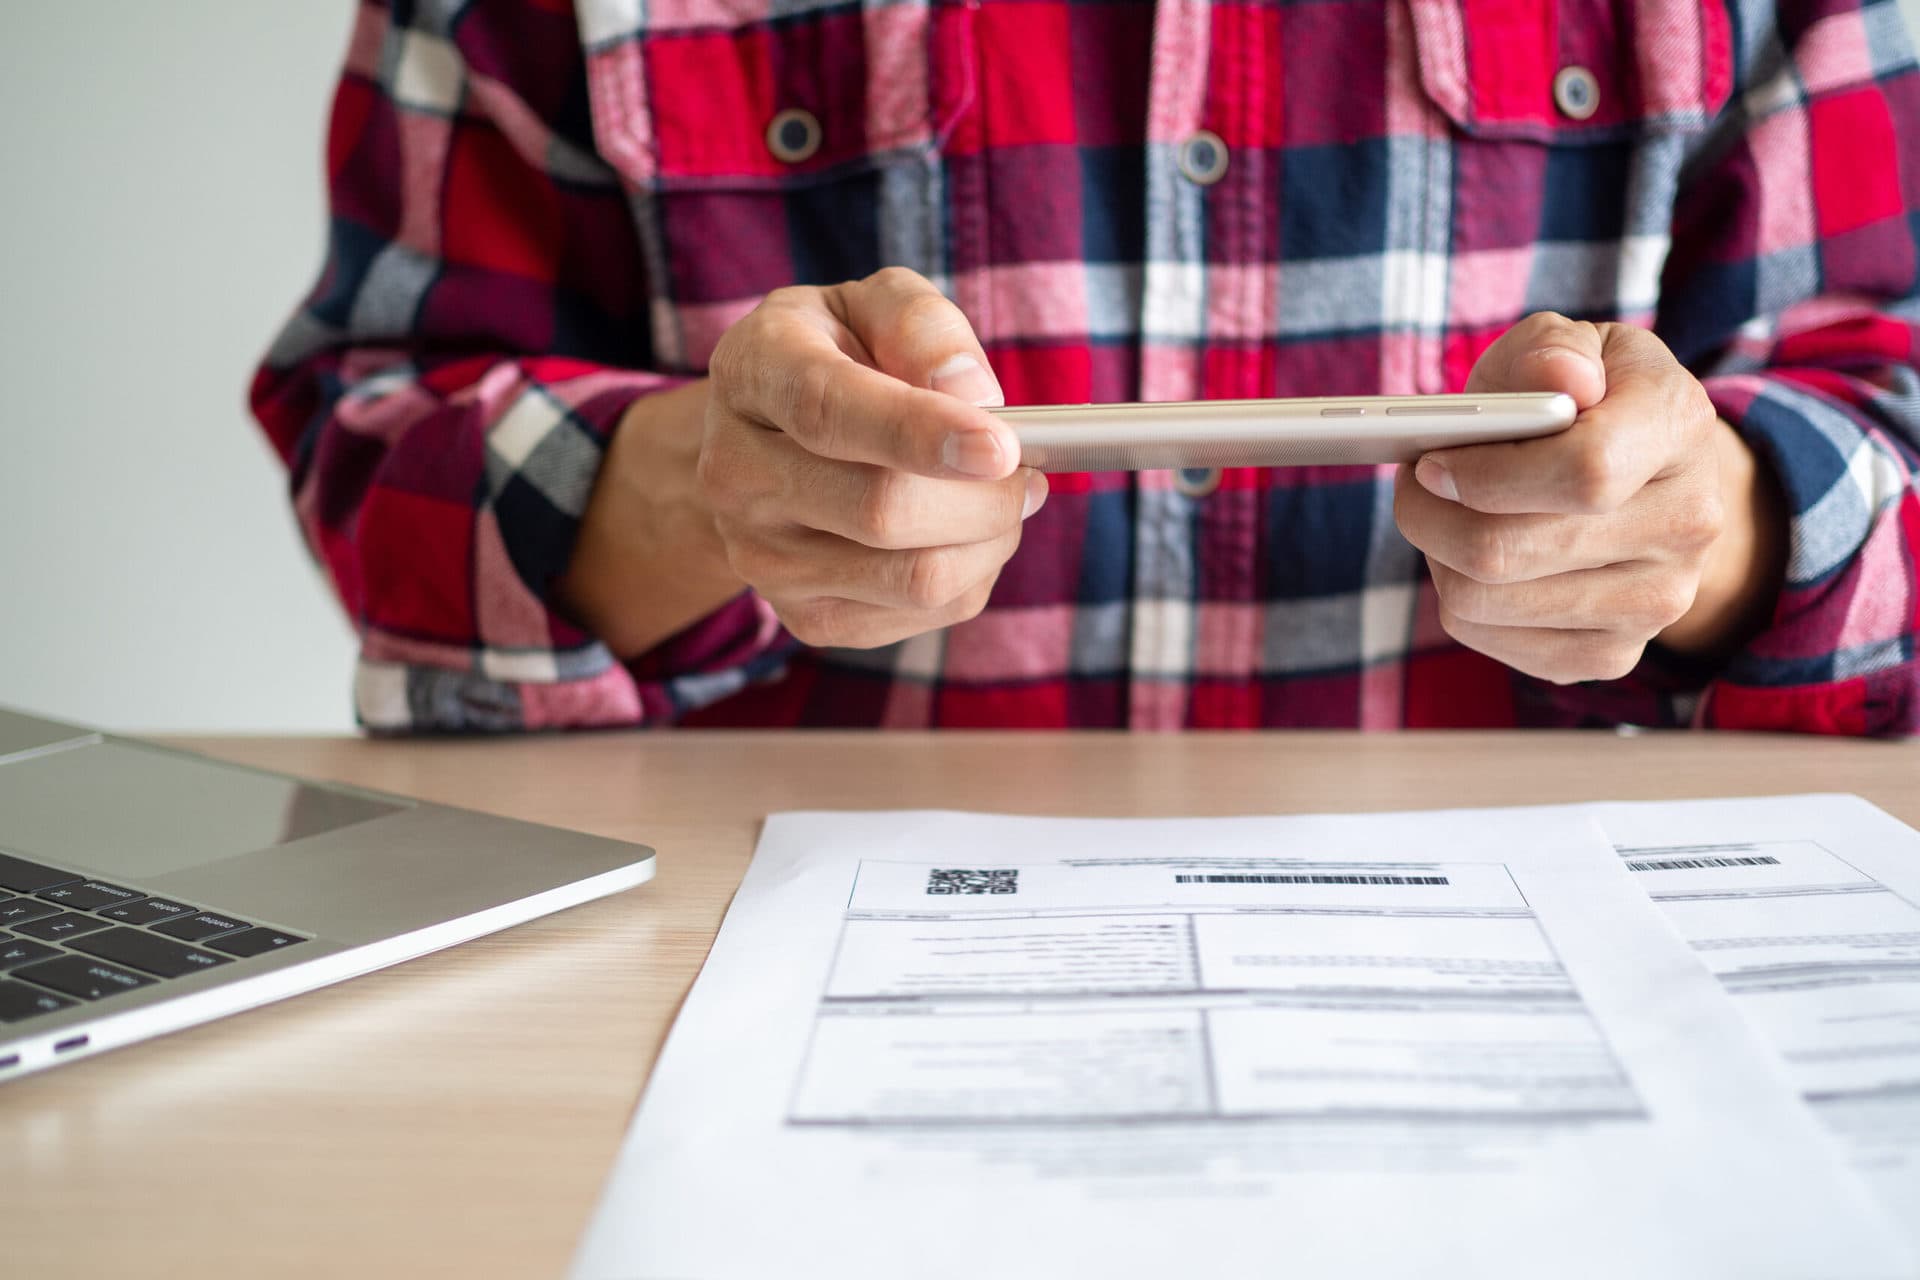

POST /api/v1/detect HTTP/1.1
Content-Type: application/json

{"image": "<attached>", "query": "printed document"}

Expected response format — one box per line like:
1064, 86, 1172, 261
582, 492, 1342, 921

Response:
573, 807, 1910, 1280
1599, 794, 1920, 1255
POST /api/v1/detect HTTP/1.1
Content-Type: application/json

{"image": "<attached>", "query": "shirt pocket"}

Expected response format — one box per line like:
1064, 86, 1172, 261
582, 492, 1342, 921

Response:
581, 0, 978, 372
1405, 0, 1733, 142
1401, 0, 1735, 383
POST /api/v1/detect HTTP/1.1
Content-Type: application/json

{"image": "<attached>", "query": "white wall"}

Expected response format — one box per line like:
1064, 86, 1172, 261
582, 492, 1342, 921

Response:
0, 4, 357, 732
1, 5, 1918, 734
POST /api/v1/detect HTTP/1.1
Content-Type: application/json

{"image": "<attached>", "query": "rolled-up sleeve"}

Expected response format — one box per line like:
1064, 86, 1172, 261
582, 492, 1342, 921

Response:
1654, 0, 1919, 735
250, 1, 789, 732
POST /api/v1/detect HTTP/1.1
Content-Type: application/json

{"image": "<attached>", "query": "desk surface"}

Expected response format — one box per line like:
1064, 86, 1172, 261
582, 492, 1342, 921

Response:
10, 730, 1920, 1275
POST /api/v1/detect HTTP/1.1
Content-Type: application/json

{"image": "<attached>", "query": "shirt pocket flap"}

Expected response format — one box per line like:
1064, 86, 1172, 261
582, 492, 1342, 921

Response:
1405, 0, 1734, 143
584, 0, 976, 191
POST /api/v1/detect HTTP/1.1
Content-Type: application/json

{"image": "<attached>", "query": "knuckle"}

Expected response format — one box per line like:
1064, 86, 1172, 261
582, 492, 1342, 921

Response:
854, 469, 910, 545
1595, 639, 1647, 682
694, 436, 743, 507
1642, 576, 1697, 630
896, 290, 967, 343
779, 599, 844, 649
1670, 372, 1713, 431
706, 327, 747, 393
1440, 574, 1496, 625
1675, 490, 1724, 553
1568, 437, 1629, 512
1458, 523, 1517, 584
784, 358, 843, 453
996, 513, 1026, 560
900, 547, 961, 610
1435, 603, 1476, 651
997, 474, 1033, 531
1552, 635, 1644, 685
1541, 660, 1588, 687
1536, 645, 1596, 687
949, 579, 996, 625
1523, 309, 1574, 339
719, 535, 778, 592
866, 265, 924, 294
759, 284, 820, 321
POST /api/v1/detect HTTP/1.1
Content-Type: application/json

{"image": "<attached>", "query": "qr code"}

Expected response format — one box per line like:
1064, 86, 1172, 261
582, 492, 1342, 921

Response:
926, 868, 1020, 895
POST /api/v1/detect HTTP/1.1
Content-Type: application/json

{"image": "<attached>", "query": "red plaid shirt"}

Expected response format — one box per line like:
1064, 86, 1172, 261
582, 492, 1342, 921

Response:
253, 0, 1920, 734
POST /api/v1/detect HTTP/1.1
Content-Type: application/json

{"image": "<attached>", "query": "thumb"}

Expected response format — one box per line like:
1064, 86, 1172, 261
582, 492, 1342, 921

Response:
833, 267, 1015, 480
839, 267, 1005, 407
1416, 313, 1607, 505
1463, 311, 1607, 410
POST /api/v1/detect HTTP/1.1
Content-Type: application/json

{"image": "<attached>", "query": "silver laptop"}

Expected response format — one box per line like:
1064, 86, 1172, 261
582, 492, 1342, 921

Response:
0, 707, 654, 1081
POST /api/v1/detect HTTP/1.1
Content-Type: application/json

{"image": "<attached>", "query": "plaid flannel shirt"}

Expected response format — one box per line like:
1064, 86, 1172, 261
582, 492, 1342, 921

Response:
252, 0, 1920, 734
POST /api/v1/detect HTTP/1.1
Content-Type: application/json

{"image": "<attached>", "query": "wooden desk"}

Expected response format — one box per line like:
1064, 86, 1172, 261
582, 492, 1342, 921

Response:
9, 730, 1918, 1275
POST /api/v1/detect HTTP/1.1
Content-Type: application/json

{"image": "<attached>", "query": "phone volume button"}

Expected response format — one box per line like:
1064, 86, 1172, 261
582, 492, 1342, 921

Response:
1318, 407, 1366, 417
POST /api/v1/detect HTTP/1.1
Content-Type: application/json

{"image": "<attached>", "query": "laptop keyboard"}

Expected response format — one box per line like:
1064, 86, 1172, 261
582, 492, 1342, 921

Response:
0, 850, 308, 1026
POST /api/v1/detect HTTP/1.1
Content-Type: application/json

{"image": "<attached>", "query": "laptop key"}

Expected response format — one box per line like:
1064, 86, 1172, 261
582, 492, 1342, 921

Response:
37, 880, 142, 911
206, 927, 308, 958
0, 933, 60, 969
14, 912, 114, 942
0, 979, 75, 1022
0, 898, 62, 927
97, 896, 196, 926
14, 954, 153, 1001
152, 911, 251, 942
0, 851, 80, 894
71, 927, 231, 979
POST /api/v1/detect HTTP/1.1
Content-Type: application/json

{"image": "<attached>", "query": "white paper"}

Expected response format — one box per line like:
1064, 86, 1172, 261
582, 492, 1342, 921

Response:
574, 808, 1911, 1280
1595, 794, 1920, 1255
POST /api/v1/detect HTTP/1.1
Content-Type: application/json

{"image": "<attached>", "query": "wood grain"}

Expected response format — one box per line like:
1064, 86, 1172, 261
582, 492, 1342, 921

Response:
7, 730, 1918, 1275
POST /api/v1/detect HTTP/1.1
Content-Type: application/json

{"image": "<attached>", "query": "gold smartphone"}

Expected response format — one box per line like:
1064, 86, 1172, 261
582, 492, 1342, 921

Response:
992, 392, 1577, 471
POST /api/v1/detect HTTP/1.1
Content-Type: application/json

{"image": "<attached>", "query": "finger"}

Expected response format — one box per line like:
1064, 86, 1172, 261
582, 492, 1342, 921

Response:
836, 267, 1005, 406
711, 293, 1015, 480
1462, 311, 1608, 407
1427, 560, 1697, 634
1394, 463, 1620, 584
769, 579, 1000, 650
831, 267, 1020, 477
735, 523, 1023, 611
733, 427, 1043, 549
1436, 610, 1648, 686
1421, 319, 1714, 516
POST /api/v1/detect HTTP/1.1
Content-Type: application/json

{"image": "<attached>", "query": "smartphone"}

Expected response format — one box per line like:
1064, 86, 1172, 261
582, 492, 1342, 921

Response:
991, 392, 1577, 471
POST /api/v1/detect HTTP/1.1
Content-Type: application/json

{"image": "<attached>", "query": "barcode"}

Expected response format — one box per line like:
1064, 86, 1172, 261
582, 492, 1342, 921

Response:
1172, 873, 1451, 886
926, 868, 1020, 895
1624, 855, 1783, 872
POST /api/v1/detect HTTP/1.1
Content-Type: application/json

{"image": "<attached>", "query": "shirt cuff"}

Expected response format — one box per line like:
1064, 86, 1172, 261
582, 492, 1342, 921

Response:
1691, 373, 1918, 735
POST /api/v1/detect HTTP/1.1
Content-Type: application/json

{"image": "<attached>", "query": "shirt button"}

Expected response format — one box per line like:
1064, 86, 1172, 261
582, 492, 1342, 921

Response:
1174, 467, 1222, 499
765, 107, 822, 163
1178, 130, 1229, 186
1552, 66, 1601, 121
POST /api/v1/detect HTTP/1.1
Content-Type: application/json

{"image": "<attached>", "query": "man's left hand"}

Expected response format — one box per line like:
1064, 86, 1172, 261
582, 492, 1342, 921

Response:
1392, 312, 1786, 684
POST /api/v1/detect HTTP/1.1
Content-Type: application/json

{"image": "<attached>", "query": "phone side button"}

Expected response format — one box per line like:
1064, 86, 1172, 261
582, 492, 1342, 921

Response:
1318, 407, 1366, 418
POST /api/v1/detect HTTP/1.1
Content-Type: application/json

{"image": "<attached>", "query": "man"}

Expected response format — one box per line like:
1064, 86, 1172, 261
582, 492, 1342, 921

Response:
253, 0, 1919, 734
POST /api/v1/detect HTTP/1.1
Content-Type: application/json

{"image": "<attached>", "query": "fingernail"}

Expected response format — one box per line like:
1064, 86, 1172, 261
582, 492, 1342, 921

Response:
1416, 456, 1459, 502
1022, 470, 1049, 520
943, 429, 1006, 478
929, 354, 1004, 407
1532, 345, 1600, 374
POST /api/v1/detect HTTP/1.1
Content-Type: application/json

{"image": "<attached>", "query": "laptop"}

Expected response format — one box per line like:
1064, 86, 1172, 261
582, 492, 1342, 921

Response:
0, 707, 655, 1081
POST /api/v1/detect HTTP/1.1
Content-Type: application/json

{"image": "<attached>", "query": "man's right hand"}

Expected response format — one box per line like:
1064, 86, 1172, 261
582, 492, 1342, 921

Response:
699, 267, 1045, 649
